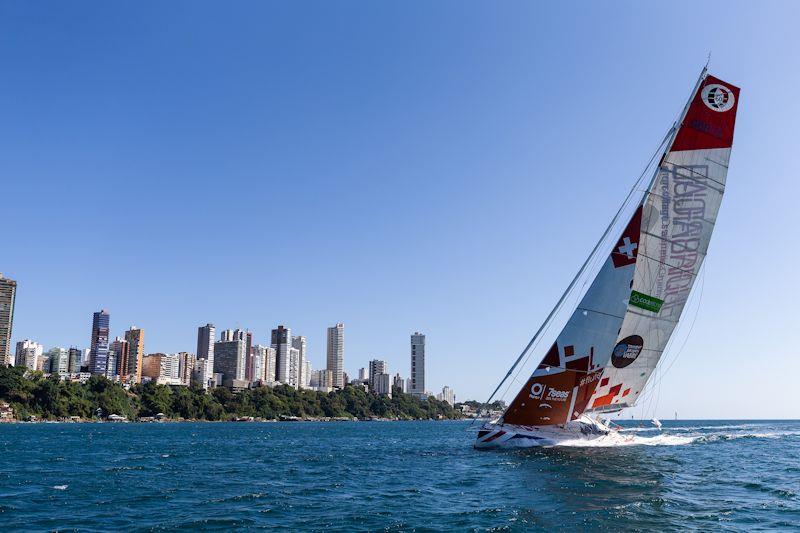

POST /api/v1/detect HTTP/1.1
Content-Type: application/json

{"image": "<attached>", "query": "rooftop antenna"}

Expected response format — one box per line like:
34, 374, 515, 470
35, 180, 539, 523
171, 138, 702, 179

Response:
705, 51, 712, 69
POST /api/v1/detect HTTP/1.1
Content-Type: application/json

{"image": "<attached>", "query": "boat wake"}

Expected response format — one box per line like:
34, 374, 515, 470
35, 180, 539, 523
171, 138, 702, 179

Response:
551, 429, 800, 448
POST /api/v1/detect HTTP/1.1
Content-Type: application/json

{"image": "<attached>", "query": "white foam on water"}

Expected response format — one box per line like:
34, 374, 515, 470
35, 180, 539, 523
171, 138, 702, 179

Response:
52, 485, 68, 490
552, 428, 800, 448
553, 433, 698, 447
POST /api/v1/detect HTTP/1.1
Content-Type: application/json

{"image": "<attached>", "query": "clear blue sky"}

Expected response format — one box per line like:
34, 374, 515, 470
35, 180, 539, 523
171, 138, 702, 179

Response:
2, 1, 798, 417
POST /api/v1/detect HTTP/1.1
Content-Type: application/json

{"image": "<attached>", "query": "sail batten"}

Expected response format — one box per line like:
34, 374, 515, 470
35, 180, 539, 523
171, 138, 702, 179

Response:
495, 70, 739, 427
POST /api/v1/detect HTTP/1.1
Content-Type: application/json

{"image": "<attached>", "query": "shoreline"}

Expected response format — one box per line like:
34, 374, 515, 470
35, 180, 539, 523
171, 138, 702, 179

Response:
1, 416, 474, 424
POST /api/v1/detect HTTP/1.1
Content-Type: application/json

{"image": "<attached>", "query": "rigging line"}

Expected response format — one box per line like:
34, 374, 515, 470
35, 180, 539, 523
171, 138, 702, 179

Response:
478, 126, 675, 419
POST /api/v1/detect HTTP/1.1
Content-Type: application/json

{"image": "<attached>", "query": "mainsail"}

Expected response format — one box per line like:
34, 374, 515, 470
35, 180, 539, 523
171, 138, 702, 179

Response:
496, 70, 740, 427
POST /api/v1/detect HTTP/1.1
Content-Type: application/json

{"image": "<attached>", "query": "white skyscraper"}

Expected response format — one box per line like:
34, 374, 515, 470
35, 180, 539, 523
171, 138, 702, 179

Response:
251, 345, 268, 384
291, 335, 307, 389
196, 323, 215, 389
410, 332, 426, 398
437, 385, 455, 406
159, 353, 181, 385
265, 346, 276, 384
288, 347, 300, 388
326, 323, 344, 388
15, 339, 43, 371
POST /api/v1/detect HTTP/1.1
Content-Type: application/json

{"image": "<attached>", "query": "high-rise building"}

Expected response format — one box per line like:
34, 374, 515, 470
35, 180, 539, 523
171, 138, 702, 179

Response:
141, 353, 164, 380
393, 373, 405, 394
326, 323, 344, 388
15, 339, 43, 370
214, 338, 247, 385
177, 352, 194, 386
196, 323, 215, 387
265, 346, 276, 384
310, 369, 334, 391
0, 274, 17, 367
410, 332, 426, 398
244, 330, 253, 380
68, 347, 82, 374
106, 353, 117, 379
271, 326, 291, 384
111, 337, 129, 380
251, 345, 267, 384
160, 353, 180, 384
291, 335, 307, 389
358, 367, 368, 381
374, 373, 392, 398
46, 347, 69, 374
124, 326, 144, 383
193, 357, 209, 388
288, 347, 300, 388
304, 360, 312, 389
88, 310, 111, 375
368, 359, 387, 391
437, 386, 455, 406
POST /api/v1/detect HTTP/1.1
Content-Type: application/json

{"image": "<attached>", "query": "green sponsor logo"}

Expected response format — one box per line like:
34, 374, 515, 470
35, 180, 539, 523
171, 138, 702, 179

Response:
629, 290, 663, 313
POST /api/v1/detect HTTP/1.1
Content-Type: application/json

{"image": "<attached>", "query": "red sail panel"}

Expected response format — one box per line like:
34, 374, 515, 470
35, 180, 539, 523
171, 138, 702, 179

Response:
503, 343, 602, 426
671, 75, 740, 152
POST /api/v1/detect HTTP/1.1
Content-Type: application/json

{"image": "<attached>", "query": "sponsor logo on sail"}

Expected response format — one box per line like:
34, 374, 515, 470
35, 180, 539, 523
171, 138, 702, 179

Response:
611, 335, 644, 368
528, 382, 570, 402
629, 290, 664, 313
529, 382, 545, 400
546, 388, 569, 401
701, 83, 735, 112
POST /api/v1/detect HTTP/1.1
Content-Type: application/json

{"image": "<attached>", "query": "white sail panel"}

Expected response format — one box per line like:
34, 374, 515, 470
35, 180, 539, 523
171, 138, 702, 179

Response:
588, 102, 738, 412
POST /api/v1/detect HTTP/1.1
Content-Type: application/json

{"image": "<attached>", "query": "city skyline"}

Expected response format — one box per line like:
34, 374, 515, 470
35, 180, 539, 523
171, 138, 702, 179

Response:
3, 289, 456, 402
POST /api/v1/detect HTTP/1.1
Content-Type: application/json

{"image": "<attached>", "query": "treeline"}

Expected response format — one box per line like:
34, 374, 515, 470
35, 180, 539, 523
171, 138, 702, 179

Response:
0, 366, 462, 421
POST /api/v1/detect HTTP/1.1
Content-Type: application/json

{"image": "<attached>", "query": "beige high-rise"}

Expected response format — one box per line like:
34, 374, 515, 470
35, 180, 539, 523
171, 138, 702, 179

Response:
125, 327, 145, 383
0, 274, 17, 367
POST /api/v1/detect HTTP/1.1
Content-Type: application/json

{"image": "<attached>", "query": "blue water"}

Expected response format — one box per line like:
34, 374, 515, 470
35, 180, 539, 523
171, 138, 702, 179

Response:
0, 420, 798, 531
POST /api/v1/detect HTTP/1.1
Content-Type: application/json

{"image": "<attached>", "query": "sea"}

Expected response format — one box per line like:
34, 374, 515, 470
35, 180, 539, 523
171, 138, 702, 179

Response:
0, 420, 798, 531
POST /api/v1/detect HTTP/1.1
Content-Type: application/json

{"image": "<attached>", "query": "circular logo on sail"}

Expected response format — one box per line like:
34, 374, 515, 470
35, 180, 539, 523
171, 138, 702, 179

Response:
611, 335, 644, 368
701, 84, 735, 112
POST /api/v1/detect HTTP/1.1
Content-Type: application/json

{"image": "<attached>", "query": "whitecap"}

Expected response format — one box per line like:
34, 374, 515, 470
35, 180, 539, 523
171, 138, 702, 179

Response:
52, 485, 69, 490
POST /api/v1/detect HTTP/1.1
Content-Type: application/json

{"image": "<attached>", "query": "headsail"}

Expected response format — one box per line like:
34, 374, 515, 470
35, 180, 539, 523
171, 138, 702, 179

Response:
587, 74, 740, 413
494, 70, 739, 427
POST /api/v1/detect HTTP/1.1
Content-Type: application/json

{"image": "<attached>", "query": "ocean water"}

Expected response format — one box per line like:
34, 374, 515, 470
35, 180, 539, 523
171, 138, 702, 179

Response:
0, 420, 798, 531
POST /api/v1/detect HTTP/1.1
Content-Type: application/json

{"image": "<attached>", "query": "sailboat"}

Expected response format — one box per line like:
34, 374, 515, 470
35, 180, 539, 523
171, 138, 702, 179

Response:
475, 68, 739, 448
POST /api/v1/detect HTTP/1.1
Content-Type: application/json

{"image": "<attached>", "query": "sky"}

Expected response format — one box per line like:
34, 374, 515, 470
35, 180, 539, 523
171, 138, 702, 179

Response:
1, 1, 798, 418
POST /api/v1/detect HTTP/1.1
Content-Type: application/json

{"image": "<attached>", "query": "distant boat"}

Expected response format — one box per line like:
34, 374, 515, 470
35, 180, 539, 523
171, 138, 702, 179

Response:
475, 68, 739, 449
